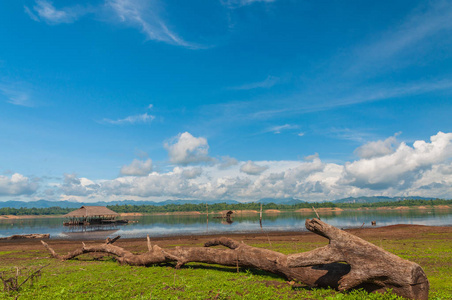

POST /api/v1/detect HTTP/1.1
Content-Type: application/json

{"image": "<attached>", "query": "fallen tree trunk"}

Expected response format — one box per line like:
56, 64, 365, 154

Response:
0, 233, 49, 241
41, 219, 429, 300
288, 219, 429, 299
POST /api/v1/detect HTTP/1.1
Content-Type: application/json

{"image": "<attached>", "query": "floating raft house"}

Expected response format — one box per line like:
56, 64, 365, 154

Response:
63, 206, 125, 226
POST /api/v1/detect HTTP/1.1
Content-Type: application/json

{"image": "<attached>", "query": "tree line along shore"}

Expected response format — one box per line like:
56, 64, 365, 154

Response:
0, 198, 450, 217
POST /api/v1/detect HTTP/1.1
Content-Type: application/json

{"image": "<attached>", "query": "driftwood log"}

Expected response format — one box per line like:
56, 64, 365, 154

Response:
0, 233, 49, 241
41, 219, 429, 300
288, 219, 429, 299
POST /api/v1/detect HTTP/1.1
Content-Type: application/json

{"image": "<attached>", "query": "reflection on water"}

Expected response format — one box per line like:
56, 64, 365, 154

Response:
0, 208, 451, 240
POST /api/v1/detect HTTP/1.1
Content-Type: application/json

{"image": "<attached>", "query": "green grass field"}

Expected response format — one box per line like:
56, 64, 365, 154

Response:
0, 230, 450, 300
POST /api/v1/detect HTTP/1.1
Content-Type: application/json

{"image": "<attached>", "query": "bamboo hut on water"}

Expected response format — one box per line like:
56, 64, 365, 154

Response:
63, 206, 127, 226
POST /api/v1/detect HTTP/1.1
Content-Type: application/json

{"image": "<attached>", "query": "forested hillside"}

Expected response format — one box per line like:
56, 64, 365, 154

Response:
0, 199, 450, 216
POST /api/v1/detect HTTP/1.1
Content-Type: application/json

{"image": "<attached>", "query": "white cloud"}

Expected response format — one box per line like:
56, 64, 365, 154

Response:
102, 113, 154, 125
352, 1, 452, 70
201, 2, 452, 124
25, 0, 89, 24
60, 173, 99, 196
240, 161, 268, 175
230, 75, 280, 90
331, 80, 452, 110
221, 0, 276, 9
24, 0, 199, 49
218, 156, 239, 169
107, 0, 199, 49
354, 133, 400, 159
408, 162, 452, 197
165, 132, 212, 165
24, 6, 39, 22
0, 84, 33, 107
0, 173, 39, 196
343, 132, 452, 190
304, 153, 319, 161
120, 159, 152, 176
267, 124, 299, 134
174, 167, 203, 179
54, 132, 452, 202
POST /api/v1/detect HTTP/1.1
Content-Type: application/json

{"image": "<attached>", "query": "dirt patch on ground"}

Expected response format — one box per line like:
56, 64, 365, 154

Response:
264, 209, 281, 214
434, 205, 451, 209
317, 207, 343, 212
294, 208, 343, 213
152, 211, 202, 216
1, 224, 451, 265
120, 213, 143, 217
232, 210, 258, 214
0, 215, 60, 220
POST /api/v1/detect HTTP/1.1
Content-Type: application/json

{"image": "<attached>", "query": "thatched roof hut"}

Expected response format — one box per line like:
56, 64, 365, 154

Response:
64, 206, 119, 225
64, 206, 119, 218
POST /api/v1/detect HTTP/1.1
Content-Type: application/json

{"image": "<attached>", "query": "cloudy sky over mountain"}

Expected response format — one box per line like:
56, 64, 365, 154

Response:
1, 0, 451, 202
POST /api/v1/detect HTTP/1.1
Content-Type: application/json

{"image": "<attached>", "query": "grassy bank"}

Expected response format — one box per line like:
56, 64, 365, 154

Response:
0, 225, 450, 299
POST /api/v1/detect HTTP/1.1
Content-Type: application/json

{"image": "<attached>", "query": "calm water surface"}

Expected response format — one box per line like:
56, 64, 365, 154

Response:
1, 208, 451, 240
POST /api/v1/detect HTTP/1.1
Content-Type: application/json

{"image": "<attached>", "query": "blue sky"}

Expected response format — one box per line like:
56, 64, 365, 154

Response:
0, 0, 452, 203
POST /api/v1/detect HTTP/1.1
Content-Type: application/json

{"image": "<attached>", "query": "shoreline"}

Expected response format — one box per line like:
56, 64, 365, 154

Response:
0, 204, 450, 220
1, 223, 451, 246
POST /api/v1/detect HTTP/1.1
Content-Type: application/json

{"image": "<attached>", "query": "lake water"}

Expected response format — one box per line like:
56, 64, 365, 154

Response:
1, 208, 451, 240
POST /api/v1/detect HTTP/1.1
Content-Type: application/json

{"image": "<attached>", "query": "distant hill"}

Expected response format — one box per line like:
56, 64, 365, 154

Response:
0, 199, 240, 209
0, 196, 440, 209
0, 200, 83, 209
257, 198, 306, 205
333, 196, 436, 204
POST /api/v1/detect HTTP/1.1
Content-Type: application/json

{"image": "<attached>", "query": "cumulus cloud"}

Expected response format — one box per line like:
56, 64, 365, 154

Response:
165, 132, 212, 165
57, 159, 340, 201
354, 133, 400, 159
304, 153, 319, 161
60, 173, 99, 196
0, 173, 38, 196
218, 156, 239, 169
240, 161, 268, 175
120, 159, 152, 176
344, 132, 452, 190
173, 167, 203, 179
51, 132, 452, 202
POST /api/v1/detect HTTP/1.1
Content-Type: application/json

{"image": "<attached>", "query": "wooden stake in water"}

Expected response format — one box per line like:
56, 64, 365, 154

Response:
206, 203, 209, 232
259, 203, 263, 222
312, 206, 320, 220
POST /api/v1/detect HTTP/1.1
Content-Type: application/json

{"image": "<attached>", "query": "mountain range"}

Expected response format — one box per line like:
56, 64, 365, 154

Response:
0, 196, 439, 209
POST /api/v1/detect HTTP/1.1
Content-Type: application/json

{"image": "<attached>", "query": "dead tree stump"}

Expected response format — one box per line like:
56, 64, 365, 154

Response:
287, 218, 429, 299
41, 219, 429, 300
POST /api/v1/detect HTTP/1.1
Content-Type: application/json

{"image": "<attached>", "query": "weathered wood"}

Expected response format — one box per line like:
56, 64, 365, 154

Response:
288, 219, 429, 300
41, 219, 429, 299
0, 234, 49, 241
